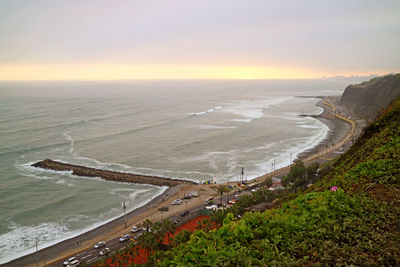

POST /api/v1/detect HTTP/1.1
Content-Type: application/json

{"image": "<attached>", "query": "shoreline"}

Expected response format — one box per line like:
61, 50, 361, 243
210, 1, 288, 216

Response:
5, 96, 358, 267
297, 97, 351, 160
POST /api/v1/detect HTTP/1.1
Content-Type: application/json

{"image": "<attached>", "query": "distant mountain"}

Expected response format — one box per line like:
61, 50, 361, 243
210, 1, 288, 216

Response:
341, 73, 400, 120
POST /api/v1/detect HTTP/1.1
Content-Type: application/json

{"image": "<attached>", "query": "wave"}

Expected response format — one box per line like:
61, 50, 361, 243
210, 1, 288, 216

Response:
64, 132, 75, 154
0, 140, 70, 156
190, 106, 222, 116
195, 125, 236, 130
0, 118, 88, 136
0, 185, 168, 265
222, 97, 291, 123
0, 222, 70, 265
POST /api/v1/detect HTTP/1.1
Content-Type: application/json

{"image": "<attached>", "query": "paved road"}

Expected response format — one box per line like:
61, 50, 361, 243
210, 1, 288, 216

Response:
51, 188, 254, 266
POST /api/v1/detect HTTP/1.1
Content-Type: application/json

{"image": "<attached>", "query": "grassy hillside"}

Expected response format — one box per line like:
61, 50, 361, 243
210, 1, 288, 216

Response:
156, 98, 400, 266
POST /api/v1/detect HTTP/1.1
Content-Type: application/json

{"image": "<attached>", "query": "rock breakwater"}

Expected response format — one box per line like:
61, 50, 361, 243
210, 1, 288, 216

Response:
32, 159, 197, 187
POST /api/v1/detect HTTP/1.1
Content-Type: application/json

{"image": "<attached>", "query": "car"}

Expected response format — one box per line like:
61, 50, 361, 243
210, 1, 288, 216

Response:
158, 206, 169, 211
171, 199, 182, 205
99, 247, 110, 256
173, 219, 180, 225
131, 226, 141, 233
119, 234, 131, 242
63, 257, 76, 266
206, 204, 218, 210
94, 241, 106, 249
135, 232, 143, 239
184, 193, 192, 199
205, 197, 214, 205
180, 210, 189, 216
66, 259, 80, 267
251, 188, 259, 192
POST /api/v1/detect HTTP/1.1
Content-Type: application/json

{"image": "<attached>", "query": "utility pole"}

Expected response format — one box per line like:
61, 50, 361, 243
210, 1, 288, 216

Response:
271, 162, 274, 177
122, 201, 127, 228
35, 237, 39, 266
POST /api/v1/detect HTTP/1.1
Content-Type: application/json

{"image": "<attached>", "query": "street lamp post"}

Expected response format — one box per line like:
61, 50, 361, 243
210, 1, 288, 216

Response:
35, 237, 39, 266
122, 201, 127, 228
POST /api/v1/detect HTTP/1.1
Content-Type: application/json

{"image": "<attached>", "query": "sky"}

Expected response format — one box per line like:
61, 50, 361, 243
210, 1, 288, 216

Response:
0, 0, 399, 80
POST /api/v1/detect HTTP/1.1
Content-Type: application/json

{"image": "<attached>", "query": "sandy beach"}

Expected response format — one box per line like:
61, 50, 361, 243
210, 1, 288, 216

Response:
5, 96, 359, 267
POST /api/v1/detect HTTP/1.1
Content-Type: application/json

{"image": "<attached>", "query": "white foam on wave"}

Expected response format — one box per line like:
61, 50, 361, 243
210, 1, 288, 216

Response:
250, 117, 329, 180
21, 173, 54, 180
0, 222, 69, 264
16, 161, 73, 184
223, 97, 290, 123
195, 125, 236, 130
315, 106, 324, 115
0, 185, 168, 265
190, 105, 223, 116
298, 125, 320, 129
63, 132, 75, 154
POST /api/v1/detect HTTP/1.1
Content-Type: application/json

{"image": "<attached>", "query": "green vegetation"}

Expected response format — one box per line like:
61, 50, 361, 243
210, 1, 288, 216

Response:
281, 159, 319, 190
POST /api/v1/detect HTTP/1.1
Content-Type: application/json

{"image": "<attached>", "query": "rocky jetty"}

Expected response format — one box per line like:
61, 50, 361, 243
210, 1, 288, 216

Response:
32, 159, 197, 187
341, 74, 400, 120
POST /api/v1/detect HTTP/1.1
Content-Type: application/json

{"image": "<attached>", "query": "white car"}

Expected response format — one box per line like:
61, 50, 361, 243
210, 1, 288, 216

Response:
99, 247, 110, 256
131, 226, 140, 233
206, 204, 218, 210
66, 259, 80, 267
94, 241, 106, 249
171, 199, 182, 205
119, 234, 131, 242
63, 257, 76, 266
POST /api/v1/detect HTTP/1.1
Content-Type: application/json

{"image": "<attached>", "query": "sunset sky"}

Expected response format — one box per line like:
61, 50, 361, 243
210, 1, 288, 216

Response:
0, 0, 399, 80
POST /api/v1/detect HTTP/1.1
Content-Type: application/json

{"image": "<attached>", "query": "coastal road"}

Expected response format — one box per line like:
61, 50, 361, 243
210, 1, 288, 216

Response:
50, 189, 252, 267
49, 200, 218, 266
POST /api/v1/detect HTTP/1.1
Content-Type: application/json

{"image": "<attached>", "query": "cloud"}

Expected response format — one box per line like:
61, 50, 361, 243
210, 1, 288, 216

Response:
0, 0, 399, 77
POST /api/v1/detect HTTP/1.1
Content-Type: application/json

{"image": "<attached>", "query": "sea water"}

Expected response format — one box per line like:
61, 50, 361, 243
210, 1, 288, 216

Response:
0, 79, 352, 263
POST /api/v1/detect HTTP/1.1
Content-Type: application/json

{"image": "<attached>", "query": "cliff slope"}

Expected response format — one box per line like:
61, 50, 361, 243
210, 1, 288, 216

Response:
341, 73, 400, 120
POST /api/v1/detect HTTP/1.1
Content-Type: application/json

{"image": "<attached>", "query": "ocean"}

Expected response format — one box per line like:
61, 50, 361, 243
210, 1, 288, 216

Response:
0, 79, 351, 263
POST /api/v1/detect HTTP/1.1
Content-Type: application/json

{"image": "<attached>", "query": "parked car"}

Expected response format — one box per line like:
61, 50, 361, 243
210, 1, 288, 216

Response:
64, 257, 76, 266
94, 241, 105, 249
180, 210, 189, 216
206, 204, 218, 210
131, 226, 140, 233
119, 234, 131, 242
173, 219, 180, 225
99, 247, 110, 256
66, 259, 80, 267
205, 197, 214, 205
158, 206, 169, 211
171, 199, 183, 205
184, 193, 192, 199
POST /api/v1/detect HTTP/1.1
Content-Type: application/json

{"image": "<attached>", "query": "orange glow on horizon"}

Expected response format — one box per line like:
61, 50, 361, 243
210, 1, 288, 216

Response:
0, 63, 387, 81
